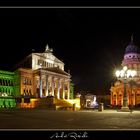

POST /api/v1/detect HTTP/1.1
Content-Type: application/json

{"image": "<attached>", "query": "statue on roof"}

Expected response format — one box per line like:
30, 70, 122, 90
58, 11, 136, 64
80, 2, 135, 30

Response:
45, 44, 53, 53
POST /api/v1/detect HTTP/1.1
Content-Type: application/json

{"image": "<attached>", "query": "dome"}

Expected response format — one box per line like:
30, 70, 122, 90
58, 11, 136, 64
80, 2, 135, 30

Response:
125, 42, 140, 54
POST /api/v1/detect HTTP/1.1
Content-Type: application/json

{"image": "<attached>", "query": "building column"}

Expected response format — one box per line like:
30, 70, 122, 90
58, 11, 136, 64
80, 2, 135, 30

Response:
113, 92, 115, 105
135, 91, 137, 105
62, 81, 65, 99
57, 79, 60, 99
115, 93, 117, 106
67, 82, 70, 99
133, 90, 135, 105
116, 92, 118, 105
46, 75, 49, 96
39, 71, 43, 98
51, 77, 54, 96
111, 92, 113, 105
110, 92, 112, 105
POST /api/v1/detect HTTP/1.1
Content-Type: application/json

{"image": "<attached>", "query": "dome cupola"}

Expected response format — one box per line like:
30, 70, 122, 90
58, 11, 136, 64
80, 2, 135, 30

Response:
122, 34, 140, 66
125, 35, 140, 54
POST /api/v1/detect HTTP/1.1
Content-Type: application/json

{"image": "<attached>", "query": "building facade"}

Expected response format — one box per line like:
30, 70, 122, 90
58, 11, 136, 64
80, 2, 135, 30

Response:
15, 45, 71, 100
0, 70, 16, 108
110, 37, 140, 106
0, 44, 79, 109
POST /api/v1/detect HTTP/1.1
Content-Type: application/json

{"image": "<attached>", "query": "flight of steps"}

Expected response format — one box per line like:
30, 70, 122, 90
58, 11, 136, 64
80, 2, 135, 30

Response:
37, 97, 73, 110
37, 98, 55, 109
55, 99, 73, 110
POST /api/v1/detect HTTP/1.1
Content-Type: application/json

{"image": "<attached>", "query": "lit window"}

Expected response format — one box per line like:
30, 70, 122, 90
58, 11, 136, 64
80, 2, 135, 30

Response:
23, 78, 26, 84
29, 79, 31, 85
29, 89, 32, 95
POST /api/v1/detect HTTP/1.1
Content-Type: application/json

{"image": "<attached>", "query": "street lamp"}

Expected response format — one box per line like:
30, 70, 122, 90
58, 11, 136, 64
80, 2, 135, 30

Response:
115, 66, 136, 111
39, 62, 43, 98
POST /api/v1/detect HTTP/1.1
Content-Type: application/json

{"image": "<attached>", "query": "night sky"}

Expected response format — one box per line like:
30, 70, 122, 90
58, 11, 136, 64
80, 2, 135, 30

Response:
0, 8, 140, 94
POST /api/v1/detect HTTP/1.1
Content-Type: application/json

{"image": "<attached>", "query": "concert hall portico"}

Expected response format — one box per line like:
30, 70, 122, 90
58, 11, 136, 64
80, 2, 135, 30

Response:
33, 67, 71, 99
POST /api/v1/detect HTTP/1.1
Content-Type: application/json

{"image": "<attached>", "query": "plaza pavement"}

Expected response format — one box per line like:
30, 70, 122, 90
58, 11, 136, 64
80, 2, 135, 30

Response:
0, 109, 140, 130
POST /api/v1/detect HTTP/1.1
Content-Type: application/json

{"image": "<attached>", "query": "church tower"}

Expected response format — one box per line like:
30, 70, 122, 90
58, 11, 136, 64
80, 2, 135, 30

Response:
110, 35, 140, 106
122, 35, 140, 76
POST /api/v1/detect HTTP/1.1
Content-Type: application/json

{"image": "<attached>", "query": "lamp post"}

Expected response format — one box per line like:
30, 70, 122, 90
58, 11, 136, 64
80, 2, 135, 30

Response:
39, 63, 43, 98
115, 66, 136, 111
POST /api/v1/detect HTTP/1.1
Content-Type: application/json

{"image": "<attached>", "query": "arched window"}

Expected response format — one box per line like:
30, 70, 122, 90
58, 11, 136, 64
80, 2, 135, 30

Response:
29, 89, 32, 95
6, 80, 8, 86
11, 81, 13, 86
2, 79, 5, 86
30, 80, 32, 85
23, 78, 26, 84
26, 89, 28, 95
8, 80, 10, 86
4, 79, 5, 86
5, 80, 7, 86
23, 89, 25, 95
4, 79, 7, 86
7, 80, 9, 86
9, 80, 12, 86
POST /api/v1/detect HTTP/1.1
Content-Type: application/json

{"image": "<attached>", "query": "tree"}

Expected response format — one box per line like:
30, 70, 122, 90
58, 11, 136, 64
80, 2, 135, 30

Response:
70, 82, 74, 99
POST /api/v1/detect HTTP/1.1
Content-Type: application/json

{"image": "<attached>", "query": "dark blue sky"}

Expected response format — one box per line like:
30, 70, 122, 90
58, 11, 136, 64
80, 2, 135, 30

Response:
0, 8, 140, 93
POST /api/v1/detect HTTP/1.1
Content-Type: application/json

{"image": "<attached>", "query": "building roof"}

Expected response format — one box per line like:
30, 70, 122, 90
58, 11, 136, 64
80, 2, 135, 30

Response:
0, 70, 15, 75
125, 35, 140, 54
125, 42, 140, 54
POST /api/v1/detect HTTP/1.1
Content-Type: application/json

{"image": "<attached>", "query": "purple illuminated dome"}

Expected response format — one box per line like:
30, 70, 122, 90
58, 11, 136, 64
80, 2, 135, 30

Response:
125, 42, 140, 54
122, 35, 140, 66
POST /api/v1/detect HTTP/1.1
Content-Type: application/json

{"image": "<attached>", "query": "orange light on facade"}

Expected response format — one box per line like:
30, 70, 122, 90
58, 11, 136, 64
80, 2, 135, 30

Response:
20, 99, 39, 108
115, 66, 136, 111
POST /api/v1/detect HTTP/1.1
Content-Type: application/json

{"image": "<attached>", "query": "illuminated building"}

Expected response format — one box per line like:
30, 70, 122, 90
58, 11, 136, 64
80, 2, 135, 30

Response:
110, 36, 140, 106
0, 70, 16, 108
0, 44, 80, 109
15, 45, 71, 99
14, 44, 64, 71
